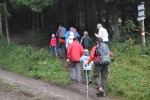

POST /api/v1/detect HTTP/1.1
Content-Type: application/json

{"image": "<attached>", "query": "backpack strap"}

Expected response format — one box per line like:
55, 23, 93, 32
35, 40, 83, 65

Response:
94, 44, 101, 57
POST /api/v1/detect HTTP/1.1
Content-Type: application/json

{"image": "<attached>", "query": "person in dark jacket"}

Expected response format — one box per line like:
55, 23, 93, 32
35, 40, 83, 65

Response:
81, 31, 92, 49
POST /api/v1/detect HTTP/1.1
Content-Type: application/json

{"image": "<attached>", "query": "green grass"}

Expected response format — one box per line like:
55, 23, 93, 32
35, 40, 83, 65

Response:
0, 36, 150, 100
107, 41, 150, 100
0, 36, 70, 85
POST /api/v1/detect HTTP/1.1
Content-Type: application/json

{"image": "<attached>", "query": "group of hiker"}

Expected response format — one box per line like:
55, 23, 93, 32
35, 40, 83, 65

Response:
50, 23, 113, 97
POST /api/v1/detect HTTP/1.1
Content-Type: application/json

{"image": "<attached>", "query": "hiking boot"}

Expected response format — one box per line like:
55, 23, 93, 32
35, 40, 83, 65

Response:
89, 81, 92, 84
102, 92, 106, 97
96, 87, 104, 96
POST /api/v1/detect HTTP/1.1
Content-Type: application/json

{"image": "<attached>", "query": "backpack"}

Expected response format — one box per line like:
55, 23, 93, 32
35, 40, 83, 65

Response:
95, 43, 111, 65
59, 27, 67, 39
70, 27, 78, 38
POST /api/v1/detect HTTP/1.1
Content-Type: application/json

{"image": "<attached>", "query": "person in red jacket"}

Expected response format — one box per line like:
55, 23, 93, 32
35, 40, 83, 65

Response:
87, 38, 112, 97
67, 37, 84, 83
50, 34, 58, 57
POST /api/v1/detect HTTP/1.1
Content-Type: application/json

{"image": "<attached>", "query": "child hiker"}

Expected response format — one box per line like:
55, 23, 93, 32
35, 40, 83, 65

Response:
80, 49, 93, 84
50, 34, 58, 57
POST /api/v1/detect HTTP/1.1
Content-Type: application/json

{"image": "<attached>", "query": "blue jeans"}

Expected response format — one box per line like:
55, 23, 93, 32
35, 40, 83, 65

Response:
50, 46, 58, 56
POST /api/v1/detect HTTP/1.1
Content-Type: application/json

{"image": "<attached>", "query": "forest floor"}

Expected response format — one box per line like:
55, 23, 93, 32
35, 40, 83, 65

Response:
0, 34, 117, 100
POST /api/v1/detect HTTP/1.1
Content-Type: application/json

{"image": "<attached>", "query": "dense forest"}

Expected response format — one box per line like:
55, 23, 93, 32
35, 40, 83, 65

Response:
0, 0, 150, 42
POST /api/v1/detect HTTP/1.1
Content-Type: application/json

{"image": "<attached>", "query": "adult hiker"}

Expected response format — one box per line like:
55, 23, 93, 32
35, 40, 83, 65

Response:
50, 34, 58, 57
56, 25, 67, 59
95, 24, 109, 45
67, 37, 84, 83
66, 27, 80, 48
87, 38, 111, 97
80, 31, 92, 49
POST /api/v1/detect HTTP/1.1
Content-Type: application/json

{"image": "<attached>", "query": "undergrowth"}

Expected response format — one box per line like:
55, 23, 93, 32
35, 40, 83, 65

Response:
0, 36, 70, 85
107, 39, 150, 100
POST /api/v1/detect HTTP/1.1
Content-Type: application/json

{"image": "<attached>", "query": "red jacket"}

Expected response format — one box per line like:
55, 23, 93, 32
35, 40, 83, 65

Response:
50, 38, 57, 46
67, 40, 84, 61
88, 45, 113, 64
88, 46, 100, 64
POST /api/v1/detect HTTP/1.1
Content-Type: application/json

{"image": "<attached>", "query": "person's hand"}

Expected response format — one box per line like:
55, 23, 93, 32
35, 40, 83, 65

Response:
95, 33, 97, 36
66, 59, 70, 63
84, 62, 89, 67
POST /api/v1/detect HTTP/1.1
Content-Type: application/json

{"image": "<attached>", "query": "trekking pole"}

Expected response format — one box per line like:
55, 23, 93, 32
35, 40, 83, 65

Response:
109, 65, 112, 77
86, 70, 89, 99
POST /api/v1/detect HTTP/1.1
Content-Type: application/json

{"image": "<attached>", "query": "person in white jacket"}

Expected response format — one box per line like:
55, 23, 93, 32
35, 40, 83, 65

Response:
95, 24, 109, 44
80, 49, 93, 84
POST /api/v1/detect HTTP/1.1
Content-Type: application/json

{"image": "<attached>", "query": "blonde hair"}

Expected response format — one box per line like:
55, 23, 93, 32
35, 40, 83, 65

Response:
83, 31, 88, 35
84, 49, 88, 54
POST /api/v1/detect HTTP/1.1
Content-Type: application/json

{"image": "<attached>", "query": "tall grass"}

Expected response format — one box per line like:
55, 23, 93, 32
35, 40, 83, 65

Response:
107, 40, 150, 100
0, 36, 70, 85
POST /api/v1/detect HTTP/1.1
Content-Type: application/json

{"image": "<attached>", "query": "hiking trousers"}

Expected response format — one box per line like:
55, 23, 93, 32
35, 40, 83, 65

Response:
58, 42, 66, 59
94, 63, 109, 93
50, 46, 58, 57
70, 62, 82, 83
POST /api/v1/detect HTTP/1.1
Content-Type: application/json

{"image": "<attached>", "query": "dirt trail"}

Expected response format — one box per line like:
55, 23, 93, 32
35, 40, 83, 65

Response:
0, 69, 116, 100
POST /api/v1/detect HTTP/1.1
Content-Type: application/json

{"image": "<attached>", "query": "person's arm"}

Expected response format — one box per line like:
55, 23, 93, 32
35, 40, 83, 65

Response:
79, 56, 84, 62
66, 44, 72, 59
88, 46, 96, 64
50, 39, 53, 47
95, 33, 100, 38
89, 36, 92, 42
66, 31, 70, 41
80, 36, 84, 44
76, 32, 80, 38
80, 45, 84, 57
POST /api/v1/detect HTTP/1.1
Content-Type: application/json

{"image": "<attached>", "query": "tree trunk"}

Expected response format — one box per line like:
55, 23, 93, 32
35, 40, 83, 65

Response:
112, 0, 120, 41
4, 2, 10, 45
105, 2, 111, 36
0, 10, 3, 36
91, 0, 97, 33
41, 11, 44, 29
95, 0, 103, 23
32, 12, 35, 29
36, 12, 39, 29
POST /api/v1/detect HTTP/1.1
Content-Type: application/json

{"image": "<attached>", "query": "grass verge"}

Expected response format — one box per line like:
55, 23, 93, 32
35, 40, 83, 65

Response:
0, 36, 70, 85
107, 41, 150, 100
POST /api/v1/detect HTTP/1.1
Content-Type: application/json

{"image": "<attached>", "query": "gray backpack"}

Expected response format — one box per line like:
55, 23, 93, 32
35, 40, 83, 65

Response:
95, 43, 111, 65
